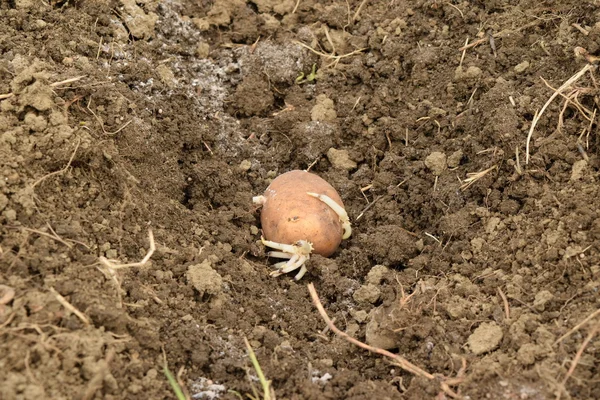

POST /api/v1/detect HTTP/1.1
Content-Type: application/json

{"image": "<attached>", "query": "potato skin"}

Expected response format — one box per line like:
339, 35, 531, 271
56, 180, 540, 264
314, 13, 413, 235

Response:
260, 170, 345, 257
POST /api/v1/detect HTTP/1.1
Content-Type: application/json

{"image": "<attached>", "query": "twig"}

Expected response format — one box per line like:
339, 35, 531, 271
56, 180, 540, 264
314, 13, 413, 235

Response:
0, 76, 86, 100
49, 287, 90, 326
353, 0, 368, 21
459, 37, 468, 67
307, 283, 434, 378
446, 2, 464, 18
554, 308, 600, 345
292, 0, 300, 14
458, 19, 548, 51
31, 138, 81, 189
356, 195, 384, 221
99, 228, 155, 270
526, 64, 593, 165
8, 226, 72, 249
307, 283, 465, 398
559, 322, 600, 390
497, 287, 510, 320
97, 229, 155, 308
244, 337, 275, 400
293, 40, 367, 68
460, 165, 497, 191
49, 75, 86, 88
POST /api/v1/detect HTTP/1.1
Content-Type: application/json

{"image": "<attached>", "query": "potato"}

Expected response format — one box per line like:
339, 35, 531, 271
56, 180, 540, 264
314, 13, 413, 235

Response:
258, 170, 347, 257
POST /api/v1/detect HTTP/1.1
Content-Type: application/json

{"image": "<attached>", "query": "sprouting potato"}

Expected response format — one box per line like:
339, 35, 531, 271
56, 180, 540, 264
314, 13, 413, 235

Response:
253, 170, 351, 280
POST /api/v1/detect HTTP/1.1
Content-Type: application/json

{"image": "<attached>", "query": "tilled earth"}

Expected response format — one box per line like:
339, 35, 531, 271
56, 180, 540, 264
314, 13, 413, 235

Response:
1, 0, 600, 399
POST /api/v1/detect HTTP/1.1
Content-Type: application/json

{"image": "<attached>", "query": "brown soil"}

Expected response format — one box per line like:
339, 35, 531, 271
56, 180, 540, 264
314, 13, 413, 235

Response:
2, 1, 600, 399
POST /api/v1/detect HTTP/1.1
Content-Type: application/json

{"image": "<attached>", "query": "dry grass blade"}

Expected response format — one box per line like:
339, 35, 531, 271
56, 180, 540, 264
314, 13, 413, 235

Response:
244, 337, 275, 400
525, 64, 593, 165
31, 138, 81, 189
293, 40, 367, 68
0, 76, 86, 99
557, 322, 600, 398
98, 229, 155, 270
49, 287, 90, 326
554, 308, 600, 345
460, 165, 497, 191
97, 229, 156, 308
307, 283, 465, 398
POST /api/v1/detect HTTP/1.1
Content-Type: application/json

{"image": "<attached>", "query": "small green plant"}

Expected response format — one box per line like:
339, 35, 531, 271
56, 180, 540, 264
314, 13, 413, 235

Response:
296, 64, 318, 84
229, 337, 275, 400
163, 364, 187, 400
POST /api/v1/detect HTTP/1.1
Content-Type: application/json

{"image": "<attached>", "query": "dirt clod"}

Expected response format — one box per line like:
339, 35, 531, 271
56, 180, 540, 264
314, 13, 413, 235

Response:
327, 147, 357, 170
186, 260, 223, 297
467, 322, 504, 355
424, 151, 447, 176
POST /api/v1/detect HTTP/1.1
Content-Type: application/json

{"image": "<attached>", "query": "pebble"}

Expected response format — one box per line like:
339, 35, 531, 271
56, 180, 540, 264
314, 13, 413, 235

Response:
424, 151, 447, 176
514, 61, 530, 73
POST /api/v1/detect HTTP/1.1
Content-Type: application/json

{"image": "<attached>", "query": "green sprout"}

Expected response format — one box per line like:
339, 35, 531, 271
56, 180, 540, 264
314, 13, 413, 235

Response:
163, 364, 187, 400
296, 64, 318, 84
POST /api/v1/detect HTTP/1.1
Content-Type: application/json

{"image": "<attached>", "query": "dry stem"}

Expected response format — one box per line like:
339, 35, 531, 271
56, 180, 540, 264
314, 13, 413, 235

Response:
525, 64, 593, 165
31, 138, 81, 189
307, 283, 464, 398
460, 165, 497, 191
554, 308, 600, 345
558, 322, 600, 397
0, 76, 86, 100
49, 287, 90, 326
293, 40, 367, 68
97, 228, 155, 308
497, 287, 510, 320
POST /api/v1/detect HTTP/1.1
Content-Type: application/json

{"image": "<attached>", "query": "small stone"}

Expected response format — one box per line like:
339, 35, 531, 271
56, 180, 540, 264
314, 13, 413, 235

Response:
570, 160, 587, 181
428, 107, 447, 118
465, 66, 482, 77
319, 358, 333, 367
250, 225, 259, 235
533, 290, 553, 312
351, 309, 368, 323
447, 150, 463, 168
353, 283, 381, 304
467, 321, 503, 355
100, 242, 111, 252
366, 265, 389, 285
187, 259, 223, 296
105, 249, 118, 259
424, 152, 447, 176
196, 42, 210, 58
156, 64, 176, 88
120, 0, 158, 39
454, 65, 482, 80
327, 148, 357, 170
514, 61, 530, 73
239, 159, 252, 171
346, 322, 359, 336
261, 13, 280, 32
4, 209, 16, 221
